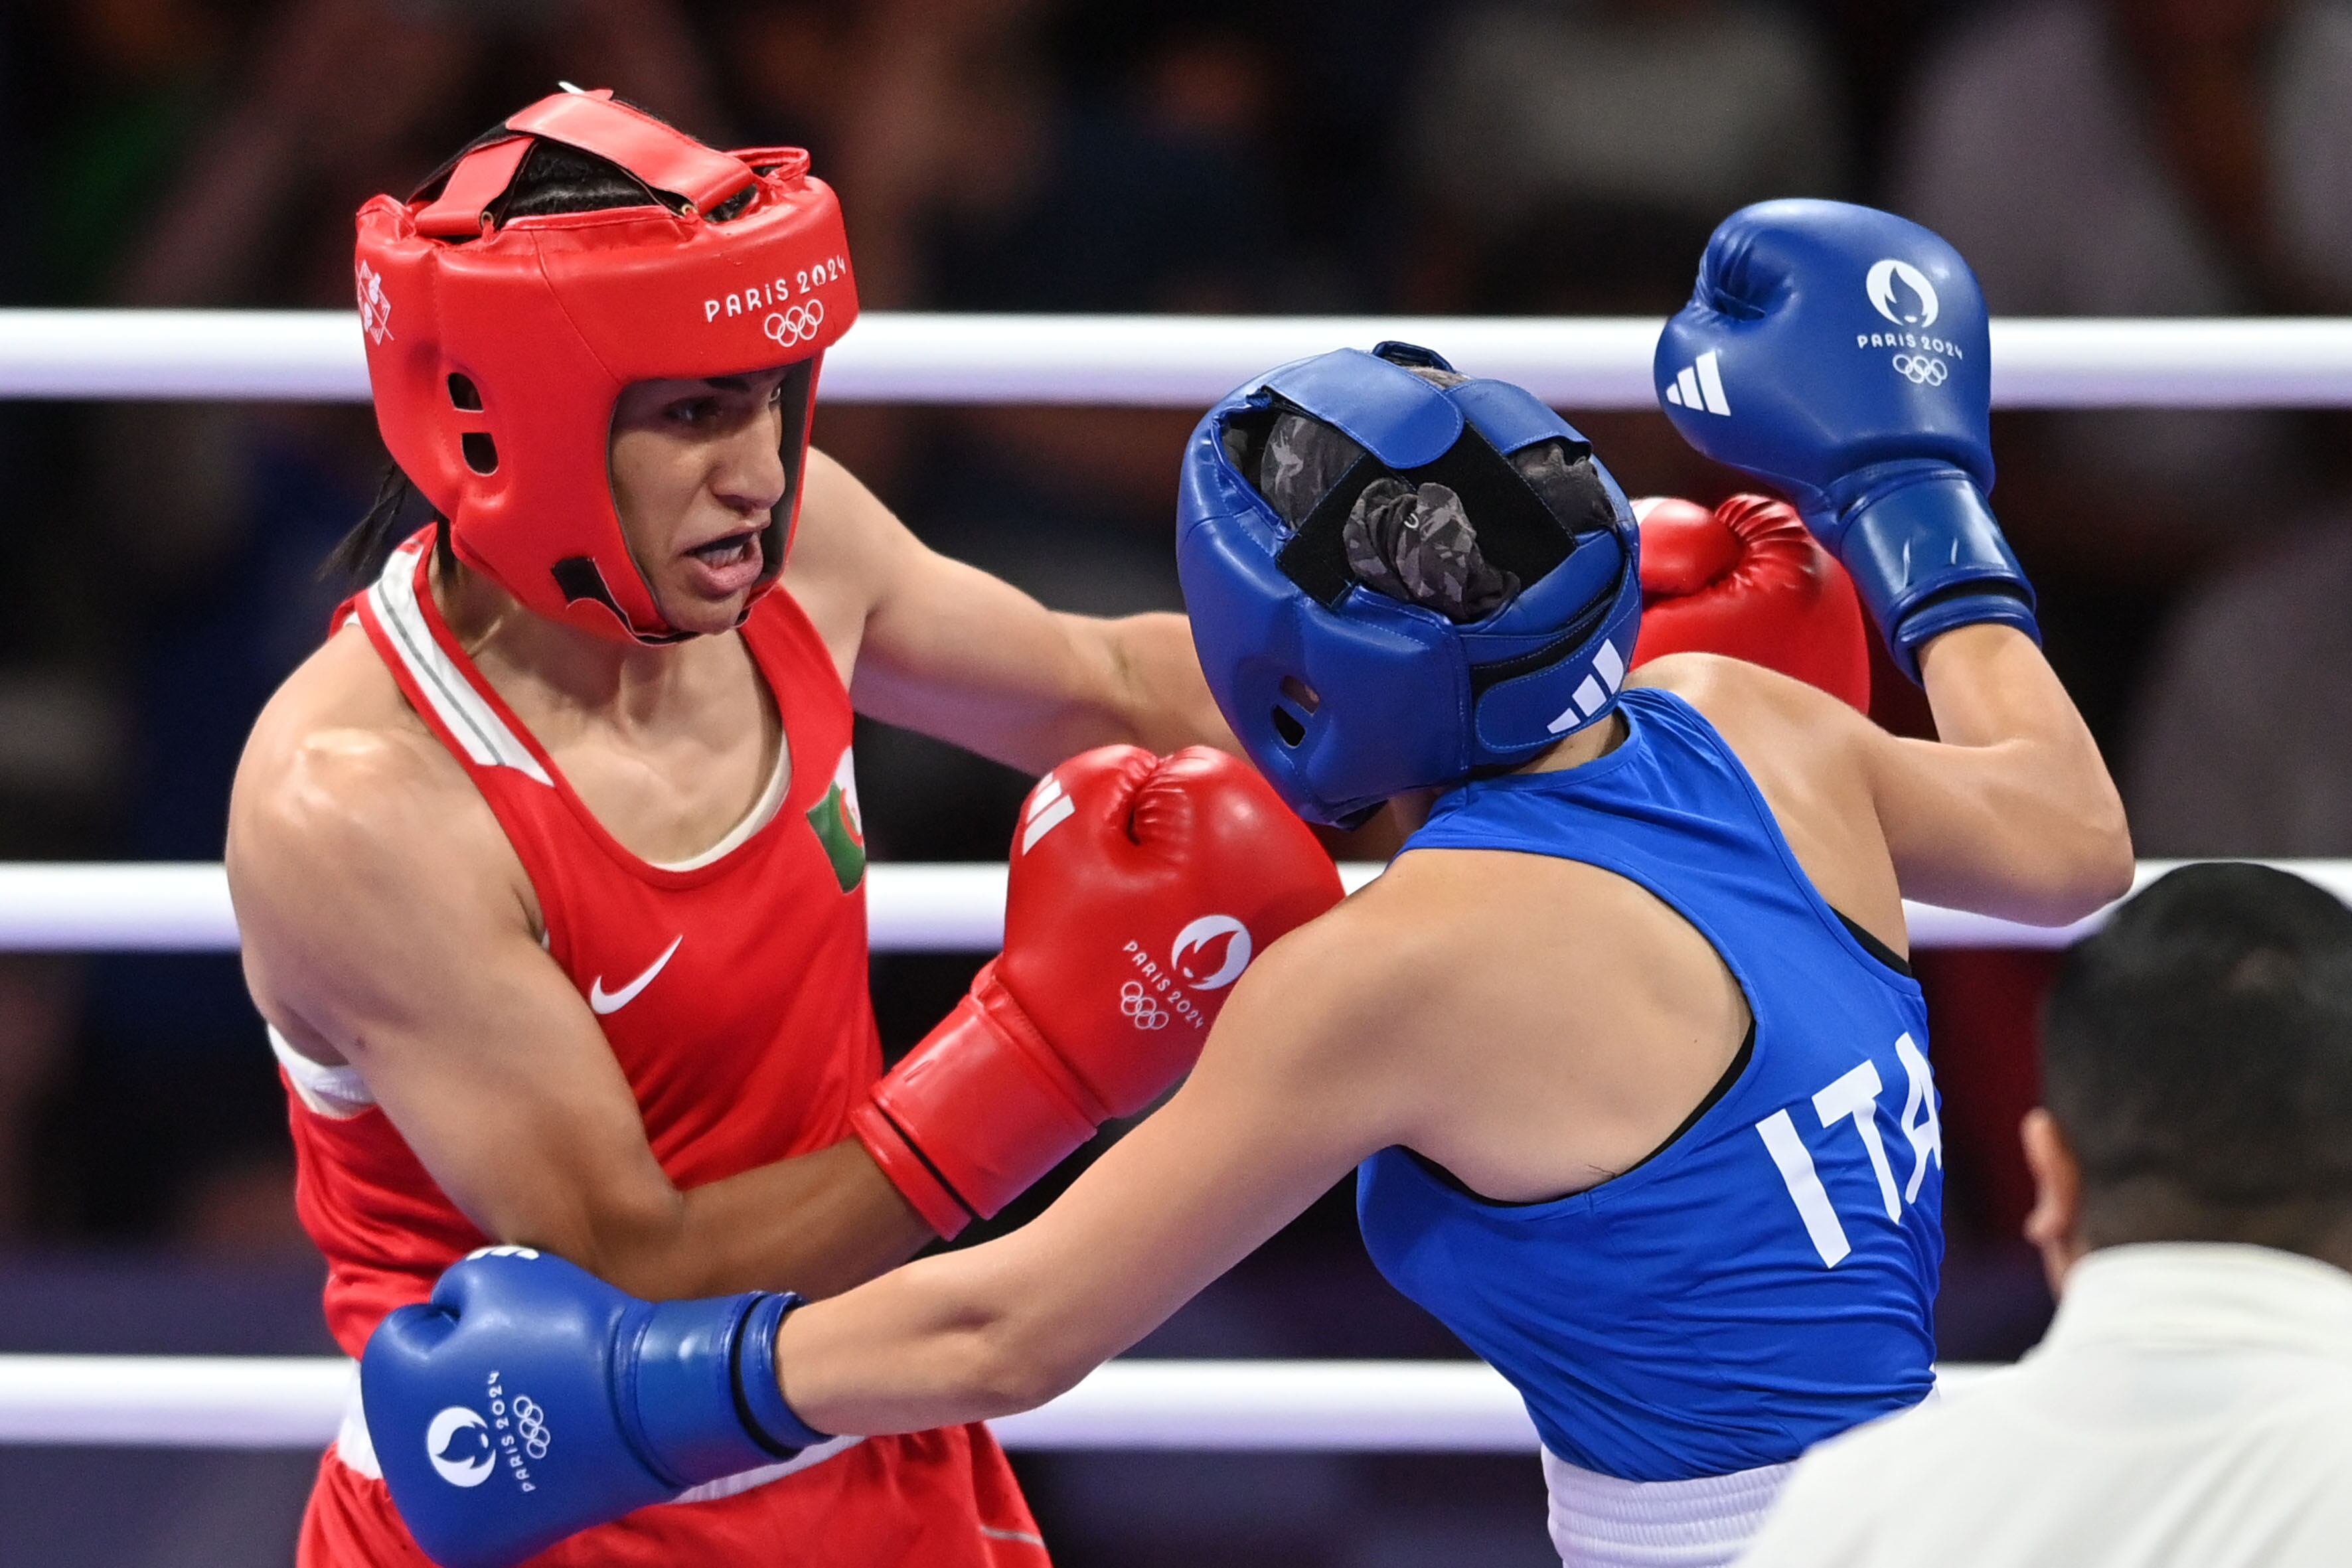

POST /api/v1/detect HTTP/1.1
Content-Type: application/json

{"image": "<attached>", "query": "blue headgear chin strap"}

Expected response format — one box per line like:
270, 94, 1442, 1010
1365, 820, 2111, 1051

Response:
1178, 343, 1642, 826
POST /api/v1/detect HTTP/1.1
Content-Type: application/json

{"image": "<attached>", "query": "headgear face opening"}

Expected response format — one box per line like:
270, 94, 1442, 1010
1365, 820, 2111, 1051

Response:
1178, 343, 1642, 826
354, 88, 858, 643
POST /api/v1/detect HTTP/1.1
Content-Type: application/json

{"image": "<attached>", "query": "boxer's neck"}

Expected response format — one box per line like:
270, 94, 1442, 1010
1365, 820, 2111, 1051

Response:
432, 554, 716, 726
1518, 708, 1631, 777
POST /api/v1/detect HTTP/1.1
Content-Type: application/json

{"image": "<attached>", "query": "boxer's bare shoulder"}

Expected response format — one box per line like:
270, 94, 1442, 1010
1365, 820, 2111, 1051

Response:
1636, 648, 1883, 842
227, 622, 531, 1065
1348, 828, 1753, 1198
1636, 649, 1876, 760
232, 621, 502, 877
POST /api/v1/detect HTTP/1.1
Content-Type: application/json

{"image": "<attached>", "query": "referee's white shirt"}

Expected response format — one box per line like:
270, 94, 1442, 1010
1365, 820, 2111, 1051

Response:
1735, 1243, 2352, 1568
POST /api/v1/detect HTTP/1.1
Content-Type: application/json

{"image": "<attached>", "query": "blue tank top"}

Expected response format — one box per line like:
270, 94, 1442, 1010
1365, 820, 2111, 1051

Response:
1356, 687, 1942, 1483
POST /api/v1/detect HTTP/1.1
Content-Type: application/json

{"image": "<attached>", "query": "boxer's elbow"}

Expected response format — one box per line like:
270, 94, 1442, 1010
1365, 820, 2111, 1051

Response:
552, 1187, 695, 1300
2018, 789, 2136, 925
2054, 782, 2136, 919
2081, 816, 2139, 913
2048, 706, 2136, 918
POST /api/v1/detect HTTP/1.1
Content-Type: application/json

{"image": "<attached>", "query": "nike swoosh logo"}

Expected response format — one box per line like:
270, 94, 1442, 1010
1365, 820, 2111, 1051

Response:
588, 935, 683, 1016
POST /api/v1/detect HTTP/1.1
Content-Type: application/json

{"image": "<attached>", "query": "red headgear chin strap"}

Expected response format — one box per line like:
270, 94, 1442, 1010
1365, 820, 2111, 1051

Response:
354, 88, 858, 642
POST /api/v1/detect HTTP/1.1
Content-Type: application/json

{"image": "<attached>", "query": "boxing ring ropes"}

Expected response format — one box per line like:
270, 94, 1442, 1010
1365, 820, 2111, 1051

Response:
1, 307, 2349, 1458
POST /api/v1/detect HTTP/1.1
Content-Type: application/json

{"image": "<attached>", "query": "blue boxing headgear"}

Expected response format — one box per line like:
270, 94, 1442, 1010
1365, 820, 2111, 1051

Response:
1178, 343, 1642, 825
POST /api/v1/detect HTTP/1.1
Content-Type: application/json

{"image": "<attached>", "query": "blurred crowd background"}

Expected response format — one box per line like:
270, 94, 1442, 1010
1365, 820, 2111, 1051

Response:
1, 0, 2349, 1562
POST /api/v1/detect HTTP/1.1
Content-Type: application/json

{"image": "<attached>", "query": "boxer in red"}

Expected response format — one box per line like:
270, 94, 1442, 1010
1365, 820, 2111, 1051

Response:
226, 90, 1339, 1566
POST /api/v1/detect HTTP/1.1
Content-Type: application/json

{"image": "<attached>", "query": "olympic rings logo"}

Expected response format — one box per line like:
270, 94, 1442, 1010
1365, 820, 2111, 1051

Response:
510, 1395, 551, 1460
764, 300, 826, 347
354, 262, 393, 345
1119, 980, 1169, 1030
1891, 353, 1948, 386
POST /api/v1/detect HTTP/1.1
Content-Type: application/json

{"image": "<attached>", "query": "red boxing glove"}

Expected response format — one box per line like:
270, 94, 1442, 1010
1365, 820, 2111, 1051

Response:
852, 745, 1343, 1237
1631, 494, 1872, 712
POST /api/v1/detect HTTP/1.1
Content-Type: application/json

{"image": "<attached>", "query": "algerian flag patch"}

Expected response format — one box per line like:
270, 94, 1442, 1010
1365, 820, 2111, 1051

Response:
805, 746, 866, 893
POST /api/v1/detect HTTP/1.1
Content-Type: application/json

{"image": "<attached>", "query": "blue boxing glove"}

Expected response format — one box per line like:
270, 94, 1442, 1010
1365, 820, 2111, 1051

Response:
1655, 198, 2037, 681
360, 1246, 830, 1568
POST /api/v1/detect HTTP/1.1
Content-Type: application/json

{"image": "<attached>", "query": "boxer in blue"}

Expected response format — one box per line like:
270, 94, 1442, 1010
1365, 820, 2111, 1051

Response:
358, 201, 2132, 1568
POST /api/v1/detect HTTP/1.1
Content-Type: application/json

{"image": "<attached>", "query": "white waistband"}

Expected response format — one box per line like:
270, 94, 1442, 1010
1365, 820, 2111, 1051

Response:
335, 1378, 864, 1504
1540, 1449, 1793, 1568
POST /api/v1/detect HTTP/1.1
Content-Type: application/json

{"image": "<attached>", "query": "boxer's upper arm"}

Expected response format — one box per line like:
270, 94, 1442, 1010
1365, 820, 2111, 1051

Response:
229, 730, 686, 1276
990, 913, 1425, 1375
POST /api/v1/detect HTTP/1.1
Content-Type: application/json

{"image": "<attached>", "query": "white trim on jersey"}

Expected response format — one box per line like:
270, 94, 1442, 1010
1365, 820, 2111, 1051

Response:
270, 1024, 374, 1116
367, 539, 554, 787
648, 743, 793, 873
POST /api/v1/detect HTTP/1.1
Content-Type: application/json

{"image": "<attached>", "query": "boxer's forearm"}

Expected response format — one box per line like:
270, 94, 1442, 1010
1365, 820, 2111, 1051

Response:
777, 1243, 1077, 1436
1088, 611, 1238, 756
588, 1140, 935, 1302
1917, 624, 2122, 828
775, 925, 1403, 1439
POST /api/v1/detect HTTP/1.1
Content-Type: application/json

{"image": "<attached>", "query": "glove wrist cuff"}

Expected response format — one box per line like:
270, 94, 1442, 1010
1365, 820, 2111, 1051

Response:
1898, 594, 2042, 671
864, 977, 1103, 1223
1836, 471, 2039, 684
850, 1098, 975, 1239
622, 1294, 785, 1490
734, 1292, 832, 1453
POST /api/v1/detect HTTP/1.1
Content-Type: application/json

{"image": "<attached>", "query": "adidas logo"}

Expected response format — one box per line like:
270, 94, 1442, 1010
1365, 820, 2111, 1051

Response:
1663, 350, 1731, 416
1020, 772, 1075, 854
1545, 637, 1627, 736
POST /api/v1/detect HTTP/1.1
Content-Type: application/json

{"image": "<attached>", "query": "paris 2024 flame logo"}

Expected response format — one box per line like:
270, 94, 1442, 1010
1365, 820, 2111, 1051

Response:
1170, 915, 1251, 991
1119, 914, 1254, 1035
1865, 258, 1939, 329
427, 1407, 494, 1488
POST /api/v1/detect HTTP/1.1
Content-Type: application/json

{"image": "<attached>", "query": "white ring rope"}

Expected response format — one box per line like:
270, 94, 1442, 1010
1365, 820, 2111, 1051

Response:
1, 859, 2341, 954
4, 310, 2352, 407
0, 1354, 1996, 1452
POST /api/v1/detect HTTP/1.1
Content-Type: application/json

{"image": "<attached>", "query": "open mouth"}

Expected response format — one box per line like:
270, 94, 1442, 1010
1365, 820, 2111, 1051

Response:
686, 528, 762, 572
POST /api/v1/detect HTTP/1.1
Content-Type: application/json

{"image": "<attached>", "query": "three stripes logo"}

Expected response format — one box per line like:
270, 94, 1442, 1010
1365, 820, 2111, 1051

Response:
1020, 771, 1076, 854
1662, 350, 1731, 417
1543, 637, 1627, 736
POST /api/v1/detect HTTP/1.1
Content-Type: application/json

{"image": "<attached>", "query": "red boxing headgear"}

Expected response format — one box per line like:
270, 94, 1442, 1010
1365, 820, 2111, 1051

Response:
354, 88, 858, 641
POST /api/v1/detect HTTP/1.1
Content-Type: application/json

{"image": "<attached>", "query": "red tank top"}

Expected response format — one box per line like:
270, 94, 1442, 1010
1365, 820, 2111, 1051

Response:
289, 530, 882, 1347
280, 533, 1044, 1565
